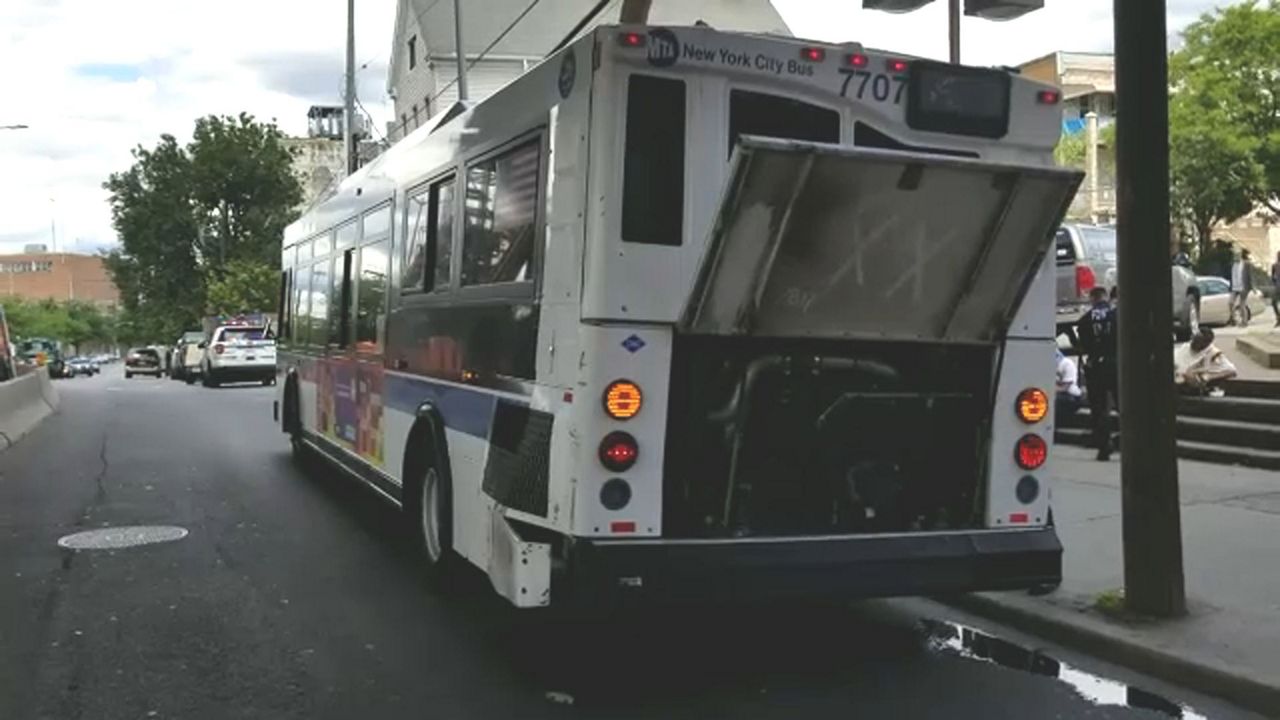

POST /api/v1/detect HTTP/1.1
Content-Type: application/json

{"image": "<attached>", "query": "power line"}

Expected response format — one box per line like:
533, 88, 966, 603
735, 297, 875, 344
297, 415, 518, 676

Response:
426, 0, 546, 108
355, 96, 388, 145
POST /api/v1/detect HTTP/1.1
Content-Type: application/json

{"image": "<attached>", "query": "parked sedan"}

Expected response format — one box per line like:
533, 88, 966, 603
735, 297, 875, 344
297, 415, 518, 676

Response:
124, 348, 164, 378
1195, 276, 1268, 327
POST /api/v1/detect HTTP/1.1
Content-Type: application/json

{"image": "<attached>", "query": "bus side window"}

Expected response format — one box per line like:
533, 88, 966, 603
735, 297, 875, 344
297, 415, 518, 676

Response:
278, 269, 291, 343
292, 265, 311, 347
728, 89, 839, 156
310, 259, 330, 348
461, 141, 539, 286
622, 74, 686, 247
404, 176, 455, 292
357, 240, 389, 350
328, 252, 347, 347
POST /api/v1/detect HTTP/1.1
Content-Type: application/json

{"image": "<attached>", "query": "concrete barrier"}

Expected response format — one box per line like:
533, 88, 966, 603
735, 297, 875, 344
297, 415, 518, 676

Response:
0, 367, 60, 450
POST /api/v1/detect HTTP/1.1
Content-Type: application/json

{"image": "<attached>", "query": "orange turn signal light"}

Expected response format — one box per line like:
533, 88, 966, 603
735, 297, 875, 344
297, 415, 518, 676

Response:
1016, 388, 1049, 424
603, 380, 642, 420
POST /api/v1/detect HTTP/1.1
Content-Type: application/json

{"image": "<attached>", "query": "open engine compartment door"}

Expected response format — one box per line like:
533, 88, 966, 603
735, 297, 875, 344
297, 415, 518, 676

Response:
680, 137, 1083, 342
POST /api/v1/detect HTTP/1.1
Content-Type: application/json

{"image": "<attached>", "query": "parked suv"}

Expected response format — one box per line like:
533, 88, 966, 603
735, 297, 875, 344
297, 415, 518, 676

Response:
1055, 224, 1199, 340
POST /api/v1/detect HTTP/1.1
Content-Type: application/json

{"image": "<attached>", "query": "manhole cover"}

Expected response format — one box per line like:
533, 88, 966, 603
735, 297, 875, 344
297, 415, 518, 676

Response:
57, 526, 188, 550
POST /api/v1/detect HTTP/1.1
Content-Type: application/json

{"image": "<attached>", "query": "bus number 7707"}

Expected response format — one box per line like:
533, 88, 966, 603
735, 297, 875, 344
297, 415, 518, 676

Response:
840, 69, 908, 104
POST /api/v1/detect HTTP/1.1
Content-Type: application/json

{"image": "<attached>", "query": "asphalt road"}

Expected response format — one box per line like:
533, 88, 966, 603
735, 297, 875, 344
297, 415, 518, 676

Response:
0, 370, 1265, 720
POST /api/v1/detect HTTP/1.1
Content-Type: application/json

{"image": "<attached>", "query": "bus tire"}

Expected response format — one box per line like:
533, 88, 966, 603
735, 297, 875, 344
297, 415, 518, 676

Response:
405, 425, 456, 585
282, 376, 305, 463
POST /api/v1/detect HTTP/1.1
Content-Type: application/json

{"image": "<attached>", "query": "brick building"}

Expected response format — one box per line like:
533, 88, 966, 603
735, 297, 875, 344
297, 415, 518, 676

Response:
0, 252, 119, 306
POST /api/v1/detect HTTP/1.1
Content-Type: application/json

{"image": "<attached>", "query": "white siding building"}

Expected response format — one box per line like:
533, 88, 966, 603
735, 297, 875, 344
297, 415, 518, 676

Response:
386, 0, 791, 142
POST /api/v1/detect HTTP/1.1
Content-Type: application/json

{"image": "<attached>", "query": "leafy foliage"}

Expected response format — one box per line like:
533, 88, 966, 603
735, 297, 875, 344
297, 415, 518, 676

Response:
1168, 94, 1264, 256
103, 114, 300, 344
1170, 0, 1280, 215
2, 297, 119, 351
205, 260, 280, 316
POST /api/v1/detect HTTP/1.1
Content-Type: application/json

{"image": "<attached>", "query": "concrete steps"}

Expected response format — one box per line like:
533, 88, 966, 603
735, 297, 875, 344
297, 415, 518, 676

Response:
1055, 381, 1280, 470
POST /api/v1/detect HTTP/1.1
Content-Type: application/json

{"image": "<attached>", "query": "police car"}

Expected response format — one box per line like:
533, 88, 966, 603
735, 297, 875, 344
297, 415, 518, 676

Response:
201, 320, 277, 387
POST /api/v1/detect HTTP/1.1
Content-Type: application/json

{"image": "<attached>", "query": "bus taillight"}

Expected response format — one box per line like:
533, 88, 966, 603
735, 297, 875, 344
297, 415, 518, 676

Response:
604, 380, 642, 420
600, 431, 639, 472
1015, 434, 1048, 470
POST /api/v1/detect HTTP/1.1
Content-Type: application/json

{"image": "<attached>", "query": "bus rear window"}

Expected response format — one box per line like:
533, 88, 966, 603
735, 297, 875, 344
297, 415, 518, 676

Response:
728, 90, 840, 156
622, 74, 686, 247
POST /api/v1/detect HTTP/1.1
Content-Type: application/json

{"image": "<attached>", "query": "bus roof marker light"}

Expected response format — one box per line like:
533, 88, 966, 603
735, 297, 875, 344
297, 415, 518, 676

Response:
1037, 89, 1061, 105
887, 58, 909, 73
618, 32, 646, 48
846, 53, 869, 68
800, 47, 826, 62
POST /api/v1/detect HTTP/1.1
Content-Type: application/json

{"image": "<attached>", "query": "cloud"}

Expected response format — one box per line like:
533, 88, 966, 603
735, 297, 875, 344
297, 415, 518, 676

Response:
0, 0, 1236, 257
0, 0, 397, 256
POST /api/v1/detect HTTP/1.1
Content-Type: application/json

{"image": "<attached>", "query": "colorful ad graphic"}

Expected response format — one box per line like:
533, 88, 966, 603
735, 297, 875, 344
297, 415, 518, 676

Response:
356, 362, 385, 466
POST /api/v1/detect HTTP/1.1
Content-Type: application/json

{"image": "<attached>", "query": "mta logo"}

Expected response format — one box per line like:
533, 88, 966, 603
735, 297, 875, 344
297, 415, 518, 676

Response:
647, 28, 679, 68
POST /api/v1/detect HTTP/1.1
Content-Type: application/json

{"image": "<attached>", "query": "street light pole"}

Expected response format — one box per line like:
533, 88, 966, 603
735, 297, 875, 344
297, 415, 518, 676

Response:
453, 0, 470, 102
948, 0, 961, 63
1113, 0, 1186, 618
344, 0, 357, 176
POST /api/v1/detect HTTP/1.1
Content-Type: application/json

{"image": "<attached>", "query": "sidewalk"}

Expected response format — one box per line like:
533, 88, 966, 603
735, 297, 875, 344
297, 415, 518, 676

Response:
948, 445, 1280, 715
1214, 314, 1280, 380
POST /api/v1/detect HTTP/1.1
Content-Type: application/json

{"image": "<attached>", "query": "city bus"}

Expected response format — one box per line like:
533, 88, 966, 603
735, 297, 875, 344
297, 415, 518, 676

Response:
275, 24, 1082, 608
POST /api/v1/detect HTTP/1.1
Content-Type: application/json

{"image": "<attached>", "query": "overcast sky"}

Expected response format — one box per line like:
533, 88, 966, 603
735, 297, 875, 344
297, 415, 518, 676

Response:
0, 0, 1223, 256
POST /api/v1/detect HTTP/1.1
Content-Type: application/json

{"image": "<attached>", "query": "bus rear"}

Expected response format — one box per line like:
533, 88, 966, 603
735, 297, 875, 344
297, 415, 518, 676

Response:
558, 26, 1081, 604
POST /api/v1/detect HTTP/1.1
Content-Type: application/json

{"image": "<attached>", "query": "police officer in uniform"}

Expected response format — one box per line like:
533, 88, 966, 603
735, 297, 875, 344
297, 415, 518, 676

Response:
1076, 286, 1118, 461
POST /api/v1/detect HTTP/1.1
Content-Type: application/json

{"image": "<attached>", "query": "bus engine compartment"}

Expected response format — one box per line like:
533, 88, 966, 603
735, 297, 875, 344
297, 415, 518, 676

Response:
662, 336, 997, 539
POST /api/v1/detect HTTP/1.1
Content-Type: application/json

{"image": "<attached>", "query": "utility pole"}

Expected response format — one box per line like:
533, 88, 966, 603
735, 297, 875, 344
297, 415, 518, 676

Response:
620, 0, 653, 23
1113, 0, 1186, 617
49, 198, 57, 254
948, 0, 961, 63
344, 0, 357, 176
453, 0, 470, 101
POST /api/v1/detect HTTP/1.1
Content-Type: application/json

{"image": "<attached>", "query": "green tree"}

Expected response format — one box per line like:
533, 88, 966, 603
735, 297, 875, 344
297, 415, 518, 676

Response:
1168, 94, 1264, 257
103, 114, 301, 342
103, 134, 204, 342
189, 113, 302, 270
205, 259, 280, 316
1170, 0, 1280, 214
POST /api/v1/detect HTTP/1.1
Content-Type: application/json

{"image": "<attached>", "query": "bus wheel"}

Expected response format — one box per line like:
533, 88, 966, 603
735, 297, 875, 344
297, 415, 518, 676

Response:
407, 443, 456, 583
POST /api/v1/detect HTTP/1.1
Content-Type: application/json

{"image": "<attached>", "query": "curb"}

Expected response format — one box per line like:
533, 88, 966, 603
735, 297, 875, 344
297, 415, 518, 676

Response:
939, 593, 1280, 717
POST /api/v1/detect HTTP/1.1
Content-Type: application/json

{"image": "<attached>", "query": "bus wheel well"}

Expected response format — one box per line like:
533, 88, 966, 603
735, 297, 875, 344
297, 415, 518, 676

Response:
403, 409, 457, 576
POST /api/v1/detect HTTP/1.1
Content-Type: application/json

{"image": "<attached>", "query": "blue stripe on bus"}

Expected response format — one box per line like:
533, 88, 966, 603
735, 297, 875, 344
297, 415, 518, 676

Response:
383, 372, 527, 441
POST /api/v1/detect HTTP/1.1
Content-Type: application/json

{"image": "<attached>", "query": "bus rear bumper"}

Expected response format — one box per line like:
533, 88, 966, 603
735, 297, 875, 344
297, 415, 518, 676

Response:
562, 528, 1062, 605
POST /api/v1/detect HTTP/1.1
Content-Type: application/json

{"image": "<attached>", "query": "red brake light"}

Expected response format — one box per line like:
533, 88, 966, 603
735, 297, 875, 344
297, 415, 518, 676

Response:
1016, 435, 1048, 470
1075, 265, 1096, 297
887, 58, 909, 73
800, 47, 826, 62
618, 32, 646, 48
846, 53, 869, 68
599, 431, 639, 472
1037, 89, 1061, 105
214, 343, 225, 355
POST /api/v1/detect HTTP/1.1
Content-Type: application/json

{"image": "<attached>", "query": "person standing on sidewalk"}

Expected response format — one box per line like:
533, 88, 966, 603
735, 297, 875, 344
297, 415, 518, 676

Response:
1076, 287, 1118, 461
1271, 251, 1280, 327
1231, 248, 1254, 325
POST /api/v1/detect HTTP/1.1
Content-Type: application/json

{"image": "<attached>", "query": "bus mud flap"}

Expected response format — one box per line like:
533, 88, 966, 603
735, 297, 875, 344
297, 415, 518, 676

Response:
488, 511, 552, 608
680, 136, 1083, 343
